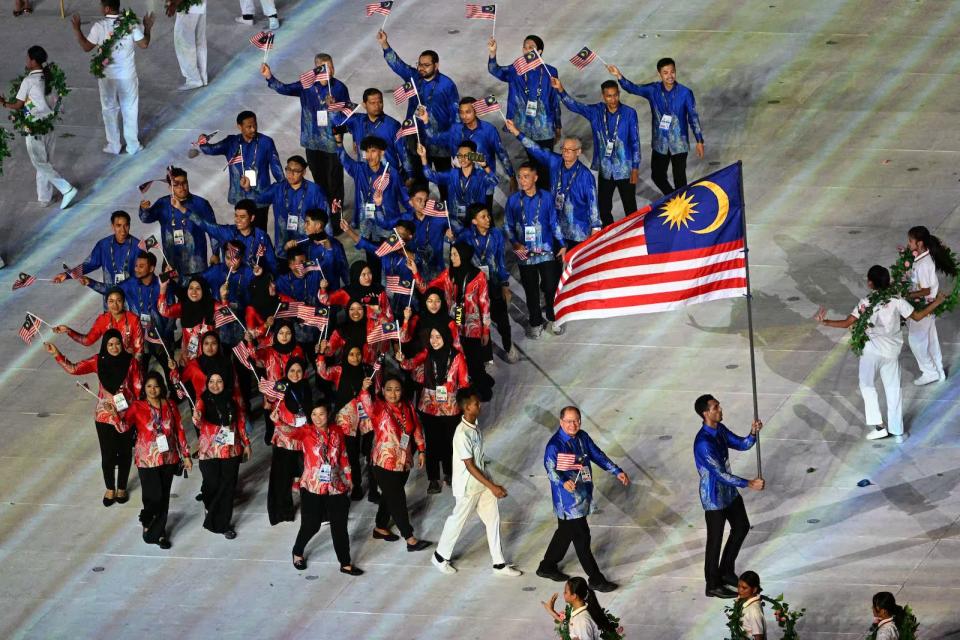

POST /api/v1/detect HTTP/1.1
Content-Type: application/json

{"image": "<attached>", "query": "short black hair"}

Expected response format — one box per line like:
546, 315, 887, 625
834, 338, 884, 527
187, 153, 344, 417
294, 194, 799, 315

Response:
694, 394, 717, 419
286, 155, 307, 169
419, 50, 439, 64
362, 87, 383, 102
101, 0, 120, 11
110, 210, 130, 224
305, 208, 328, 225
169, 167, 188, 181
600, 80, 619, 93
466, 203, 488, 222
457, 139, 478, 153
867, 265, 891, 290
235, 198, 257, 217
408, 180, 430, 198
518, 161, 538, 175
360, 136, 388, 151
656, 57, 676, 71
395, 220, 415, 235
459, 96, 476, 107
287, 246, 305, 262
524, 35, 545, 53
137, 251, 157, 269
456, 387, 480, 408
236, 110, 257, 125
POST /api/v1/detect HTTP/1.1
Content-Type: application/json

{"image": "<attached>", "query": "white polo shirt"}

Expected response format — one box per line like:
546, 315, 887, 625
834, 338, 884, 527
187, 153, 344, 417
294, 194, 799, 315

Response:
741, 596, 766, 637
909, 251, 938, 303
87, 15, 145, 80
851, 296, 914, 359
451, 417, 485, 497
15, 71, 54, 119
568, 606, 600, 640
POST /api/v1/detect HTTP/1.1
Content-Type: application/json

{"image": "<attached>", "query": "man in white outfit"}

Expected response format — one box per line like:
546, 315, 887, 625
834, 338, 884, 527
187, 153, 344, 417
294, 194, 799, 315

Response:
166, 0, 207, 91
816, 265, 944, 443
236, 0, 279, 30
906, 228, 946, 386
432, 389, 521, 577
71, 1, 153, 155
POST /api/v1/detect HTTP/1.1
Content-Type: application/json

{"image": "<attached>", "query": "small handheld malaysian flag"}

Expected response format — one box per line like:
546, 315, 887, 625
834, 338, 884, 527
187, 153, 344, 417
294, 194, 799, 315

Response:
227, 150, 243, 166
12, 272, 36, 291
213, 306, 237, 328
259, 378, 286, 403
299, 68, 317, 90
232, 341, 256, 371
144, 327, 162, 345
249, 31, 274, 51
471, 95, 501, 116
365, 1, 393, 16
395, 119, 418, 141
138, 178, 169, 194
275, 301, 303, 319
62, 262, 84, 280
299, 305, 330, 330
375, 232, 405, 257
18, 314, 40, 344
513, 50, 543, 75
555, 452, 583, 471
373, 166, 391, 198
138, 234, 158, 251
367, 321, 400, 344
513, 246, 530, 261
465, 4, 496, 19
393, 80, 417, 105
423, 199, 448, 218
569, 46, 598, 71
385, 275, 413, 295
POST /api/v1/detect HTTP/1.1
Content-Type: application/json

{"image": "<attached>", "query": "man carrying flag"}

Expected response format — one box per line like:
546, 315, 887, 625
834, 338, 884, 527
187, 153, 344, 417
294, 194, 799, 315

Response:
402, 182, 450, 281
54, 210, 140, 307
188, 198, 278, 274
331, 88, 413, 182
248, 155, 327, 262
417, 141, 498, 234
488, 35, 562, 190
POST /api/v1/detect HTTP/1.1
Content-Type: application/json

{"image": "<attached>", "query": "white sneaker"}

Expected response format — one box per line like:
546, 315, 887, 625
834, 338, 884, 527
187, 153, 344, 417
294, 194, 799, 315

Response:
432, 554, 456, 574
235, 16, 254, 25
268, 16, 280, 29
492, 564, 522, 577
60, 186, 78, 210
893, 434, 908, 444
937, 370, 946, 382
866, 427, 889, 440
505, 345, 519, 363
102, 145, 120, 155
125, 144, 142, 155
550, 322, 565, 336
178, 81, 203, 92
913, 372, 940, 386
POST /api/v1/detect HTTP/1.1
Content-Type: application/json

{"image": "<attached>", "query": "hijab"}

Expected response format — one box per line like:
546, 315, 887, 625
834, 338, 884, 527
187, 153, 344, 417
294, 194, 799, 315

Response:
201, 379, 235, 427
179, 276, 216, 328
417, 286, 451, 346
197, 333, 235, 394
450, 242, 480, 303
424, 323, 454, 388
96, 328, 133, 394
334, 349, 368, 411
248, 270, 279, 320
271, 318, 297, 355
344, 260, 383, 304
283, 357, 313, 416
339, 301, 368, 349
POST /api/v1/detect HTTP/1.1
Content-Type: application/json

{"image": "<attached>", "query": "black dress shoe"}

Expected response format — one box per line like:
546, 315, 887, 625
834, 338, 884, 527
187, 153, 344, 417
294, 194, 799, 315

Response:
427, 480, 441, 494
115, 491, 129, 504
536, 568, 570, 582
224, 529, 237, 540
705, 585, 737, 599
293, 555, 307, 571
589, 579, 618, 593
340, 565, 364, 576
102, 493, 116, 507
158, 538, 172, 550
721, 573, 739, 588
372, 529, 399, 542
406, 539, 432, 552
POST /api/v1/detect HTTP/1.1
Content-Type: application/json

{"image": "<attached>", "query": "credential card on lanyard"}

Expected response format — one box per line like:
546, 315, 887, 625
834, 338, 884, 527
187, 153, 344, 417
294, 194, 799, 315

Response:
604, 140, 615, 157
524, 225, 537, 243
173, 229, 185, 246
399, 432, 410, 450
317, 110, 329, 127
243, 169, 258, 188
156, 434, 170, 453
286, 215, 299, 231
525, 100, 538, 117
317, 463, 331, 483
658, 114, 673, 131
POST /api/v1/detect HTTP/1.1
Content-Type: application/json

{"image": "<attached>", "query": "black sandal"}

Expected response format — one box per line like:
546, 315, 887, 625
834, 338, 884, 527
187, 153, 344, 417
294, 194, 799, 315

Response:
340, 565, 364, 576
292, 554, 307, 571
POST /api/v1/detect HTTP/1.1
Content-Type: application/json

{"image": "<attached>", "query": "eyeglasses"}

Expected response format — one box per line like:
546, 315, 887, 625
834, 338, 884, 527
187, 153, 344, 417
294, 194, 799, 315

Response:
285, 167, 304, 174
561, 147, 581, 153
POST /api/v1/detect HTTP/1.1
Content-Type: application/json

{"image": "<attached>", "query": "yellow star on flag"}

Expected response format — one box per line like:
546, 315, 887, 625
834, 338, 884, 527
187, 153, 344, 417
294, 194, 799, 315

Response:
657, 192, 699, 230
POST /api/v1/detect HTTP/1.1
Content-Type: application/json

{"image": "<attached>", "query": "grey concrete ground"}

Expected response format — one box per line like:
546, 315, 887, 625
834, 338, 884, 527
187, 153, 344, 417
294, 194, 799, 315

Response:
1, 0, 959, 638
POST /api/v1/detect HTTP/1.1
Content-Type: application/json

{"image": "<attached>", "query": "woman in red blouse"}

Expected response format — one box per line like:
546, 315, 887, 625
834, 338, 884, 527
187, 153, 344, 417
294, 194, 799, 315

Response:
117, 372, 192, 549
320, 260, 394, 326
45, 329, 142, 506
290, 404, 362, 575
158, 276, 218, 363
174, 332, 246, 442
320, 300, 374, 364
267, 358, 312, 525
400, 287, 460, 354
397, 324, 469, 495
52, 287, 144, 356
245, 267, 280, 348
192, 373, 251, 539
359, 375, 431, 552
252, 319, 303, 445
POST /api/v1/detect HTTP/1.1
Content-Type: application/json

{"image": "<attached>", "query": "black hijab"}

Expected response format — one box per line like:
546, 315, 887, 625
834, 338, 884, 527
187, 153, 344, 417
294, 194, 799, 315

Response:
201, 378, 236, 427
272, 318, 297, 355
424, 323, 454, 388
339, 300, 368, 349
197, 332, 235, 393
179, 276, 216, 328
417, 286, 451, 346
344, 260, 383, 304
283, 357, 313, 416
97, 328, 133, 394
450, 242, 480, 302
248, 270, 279, 320
334, 347, 368, 412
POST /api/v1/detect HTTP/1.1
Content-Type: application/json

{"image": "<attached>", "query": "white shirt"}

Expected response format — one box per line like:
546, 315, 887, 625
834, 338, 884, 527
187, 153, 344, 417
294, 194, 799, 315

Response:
179, 0, 206, 15
451, 417, 485, 497
851, 296, 914, 359
741, 596, 766, 638
875, 618, 899, 640
568, 606, 600, 640
909, 251, 938, 302
15, 71, 54, 119
87, 15, 145, 79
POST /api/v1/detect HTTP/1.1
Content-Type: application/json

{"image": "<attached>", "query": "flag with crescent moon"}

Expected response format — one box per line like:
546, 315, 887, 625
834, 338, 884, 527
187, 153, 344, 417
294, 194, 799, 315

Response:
553, 162, 747, 326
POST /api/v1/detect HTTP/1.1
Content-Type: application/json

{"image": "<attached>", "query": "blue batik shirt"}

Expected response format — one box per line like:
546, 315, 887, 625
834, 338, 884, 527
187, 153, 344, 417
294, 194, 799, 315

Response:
253, 179, 328, 260
139, 194, 219, 276
428, 119, 515, 186
423, 165, 498, 233
545, 428, 621, 519
518, 134, 600, 241
403, 211, 449, 281
488, 59, 561, 141
199, 133, 283, 205
304, 238, 350, 293
200, 263, 254, 345
693, 422, 756, 511
383, 47, 460, 158
266, 75, 351, 152
334, 111, 414, 178
504, 189, 564, 266
191, 218, 278, 276
618, 78, 703, 155
559, 93, 640, 180
339, 147, 411, 239
81, 235, 141, 289
457, 226, 509, 287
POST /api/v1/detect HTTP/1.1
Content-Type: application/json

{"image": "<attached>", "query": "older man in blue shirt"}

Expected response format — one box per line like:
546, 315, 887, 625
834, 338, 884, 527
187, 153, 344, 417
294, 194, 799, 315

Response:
610, 58, 704, 196
537, 405, 629, 593
692, 394, 764, 599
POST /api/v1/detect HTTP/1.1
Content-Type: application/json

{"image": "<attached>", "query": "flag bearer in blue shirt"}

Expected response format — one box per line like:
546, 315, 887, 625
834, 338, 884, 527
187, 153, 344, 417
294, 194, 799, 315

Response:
552, 76, 639, 227
418, 141, 498, 234
692, 394, 764, 599
332, 87, 413, 182
403, 182, 451, 282
55, 210, 140, 302
190, 198, 277, 275
608, 58, 704, 195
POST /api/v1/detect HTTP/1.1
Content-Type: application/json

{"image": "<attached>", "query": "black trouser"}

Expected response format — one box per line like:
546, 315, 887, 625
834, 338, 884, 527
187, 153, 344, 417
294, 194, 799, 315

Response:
461, 335, 494, 401
597, 175, 638, 227
263, 413, 275, 446
538, 515, 605, 584
200, 456, 241, 533
293, 490, 352, 565
518, 260, 560, 327
268, 445, 303, 525
487, 283, 512, 353
419, 413, 459, 482
138, 463, 176, 544
373, 466, 414, 539
361, 431, 378, 494
525, 138, 555, 191
305, 148, 345, 233
95, 421, 134, 491
703, 495, 750, 588
650, 150, 688, 195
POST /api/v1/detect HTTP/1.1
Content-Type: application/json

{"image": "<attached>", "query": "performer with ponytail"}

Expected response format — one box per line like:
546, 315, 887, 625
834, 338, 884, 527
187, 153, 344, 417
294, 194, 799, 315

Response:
904, 225, 955, 385
541, 576, 621, 640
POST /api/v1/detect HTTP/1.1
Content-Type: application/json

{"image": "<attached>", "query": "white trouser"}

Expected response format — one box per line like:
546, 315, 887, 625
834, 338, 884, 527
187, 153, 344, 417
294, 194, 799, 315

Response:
239, 0, 276, 15
859, 348, 903, 435
436, 489, 505, 565
24, 133, 72, 202
174, 13, 208, 85
907, 315, 942, 377
98, 75, 140, 152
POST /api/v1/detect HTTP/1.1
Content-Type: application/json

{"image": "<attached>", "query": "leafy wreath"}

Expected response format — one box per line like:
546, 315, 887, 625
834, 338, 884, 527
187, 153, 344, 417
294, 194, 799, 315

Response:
725, 594, 806, 640
0, 128, 12, 176
889, 246, 960, 317
90, 9, 140, 79
176, 0, 204, 13
555, 604, 624, 640
865, 604, 918, 640
6, 63, 69, 137
848, 286, 902, 356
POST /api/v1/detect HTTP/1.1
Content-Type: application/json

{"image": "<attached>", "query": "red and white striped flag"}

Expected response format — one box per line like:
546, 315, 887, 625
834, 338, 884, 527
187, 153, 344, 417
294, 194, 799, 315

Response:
569, 47, 598, 71
213, 306, 237, 328
393, 80, 417, 105
232, 342, 256, 371
553, 163, 747, 327
366, 1, 393, 16
512, 246, 529, 261
423, 199, 448, 218
465, 3, 496, 19
258, 378, 286, 403
367, 321, 400, 344
275, 301, 303, 319
375, 232, 405, 257
329, 101, 358, 119
299, 305, 329, 330
373, 167, 391, 198
18, 314, 40, 344
299, 68, 317, 89
227, 150, 243, 166
371, 356, 383, 377
555, 452, 583, 471
62, 262, 84, 280
12, 272, 36, 291
385, 275, 413, 295
145, 327, 163, 346
395, 118, 418, 141
471, 95, 501, 116
512, 51, 542, 75
249, 31, 274, 51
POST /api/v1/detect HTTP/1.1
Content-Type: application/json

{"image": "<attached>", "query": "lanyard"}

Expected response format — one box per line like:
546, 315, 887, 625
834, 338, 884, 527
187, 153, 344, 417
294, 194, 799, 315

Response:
386, 402, 411, 435
472, 231, 491, 263
207, 397, 234, 428
363, 165, 385, 202
313, 82, 329, 105
555, 164, 581, 198
134, 280, 151, 315
314, 427, 332, 465
602, 110, 621, 145
519, 193, 541, 225
109, 239, 133, 277
240, 135, 260, 170
364, 116, 384, 137
658, 84, 678, 117
430, 350, 452, 384
420, 78, 439, 106
523, 67, 546, 101
148, 404, 166, 434
283, 183, 307, 219
170, 198, 190, 229
458, 169, 475, 197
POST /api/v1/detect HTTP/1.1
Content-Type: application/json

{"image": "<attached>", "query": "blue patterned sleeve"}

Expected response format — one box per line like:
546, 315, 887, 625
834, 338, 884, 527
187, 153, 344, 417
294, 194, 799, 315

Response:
695, 437, 748, 487
559, 92, 592, 119
685, 89, 704, 143
266, 76, 303, 97
487, 56, 511, 82
722, 425, 756, 451
268, 139, 283, 183
626, 108, 640, 169
383, 47, 417, 80
582, 432, 621, 474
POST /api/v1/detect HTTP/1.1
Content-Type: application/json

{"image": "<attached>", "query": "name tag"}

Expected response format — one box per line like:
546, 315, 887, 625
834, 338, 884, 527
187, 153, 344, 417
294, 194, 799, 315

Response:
525, 100, 538, 117
316, 110, 329, 127
658, 114, 673, 130
216, 426, 235, 446
173, 229, 185, 246
357, 403, 368, 420
399, 432, 410, 450
115, 273, 126, 284
294, 414, 307, 428
243, 168, 258, 188
580, 465, 592, 483
479, 264, 489, 278
364, 202, 376, 220
112, 392, 129, 412
435, 386, 448, 403
524, 225, 537, 243
604, 140, 615, 157
457, 205, 466, 217
554, 193, 565, 210
156, 434, 170, 453
286, 215, 299, 231
317, 463, 332, 483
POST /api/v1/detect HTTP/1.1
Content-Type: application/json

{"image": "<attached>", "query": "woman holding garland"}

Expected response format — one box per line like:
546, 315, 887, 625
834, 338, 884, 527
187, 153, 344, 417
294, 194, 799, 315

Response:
904, 225, 955, 385
542, 576, 621, 640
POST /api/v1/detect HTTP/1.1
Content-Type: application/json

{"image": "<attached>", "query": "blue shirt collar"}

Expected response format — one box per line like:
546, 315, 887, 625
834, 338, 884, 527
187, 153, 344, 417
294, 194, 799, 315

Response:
701, 422, 720, 434
557, 427, 576, 443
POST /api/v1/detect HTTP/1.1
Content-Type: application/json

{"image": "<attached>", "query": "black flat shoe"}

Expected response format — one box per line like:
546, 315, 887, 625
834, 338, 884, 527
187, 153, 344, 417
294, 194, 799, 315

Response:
115, 491, 129, 504
293, 555, 307, 571
372, 529, 399, 542
158, 538, 172, 550
705, 585, 737, 599
406, 539, 432, 552
102, 493, 116, 507
427, 480, 441, 494
536, 568, 570, 582
340, 565, 364, 576
589, 579, 618, 593
224, 529, 237, 540
721, 573, 739, 588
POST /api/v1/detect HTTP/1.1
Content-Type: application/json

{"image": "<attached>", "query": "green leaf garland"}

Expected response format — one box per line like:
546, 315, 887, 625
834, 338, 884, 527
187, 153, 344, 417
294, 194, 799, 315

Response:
6, 63, 69, 137
90, 9, 140, 79
177, 0, 205, 13
554, 604, 624, 640
865, 604, 918, 640
0, 128, 12, 175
